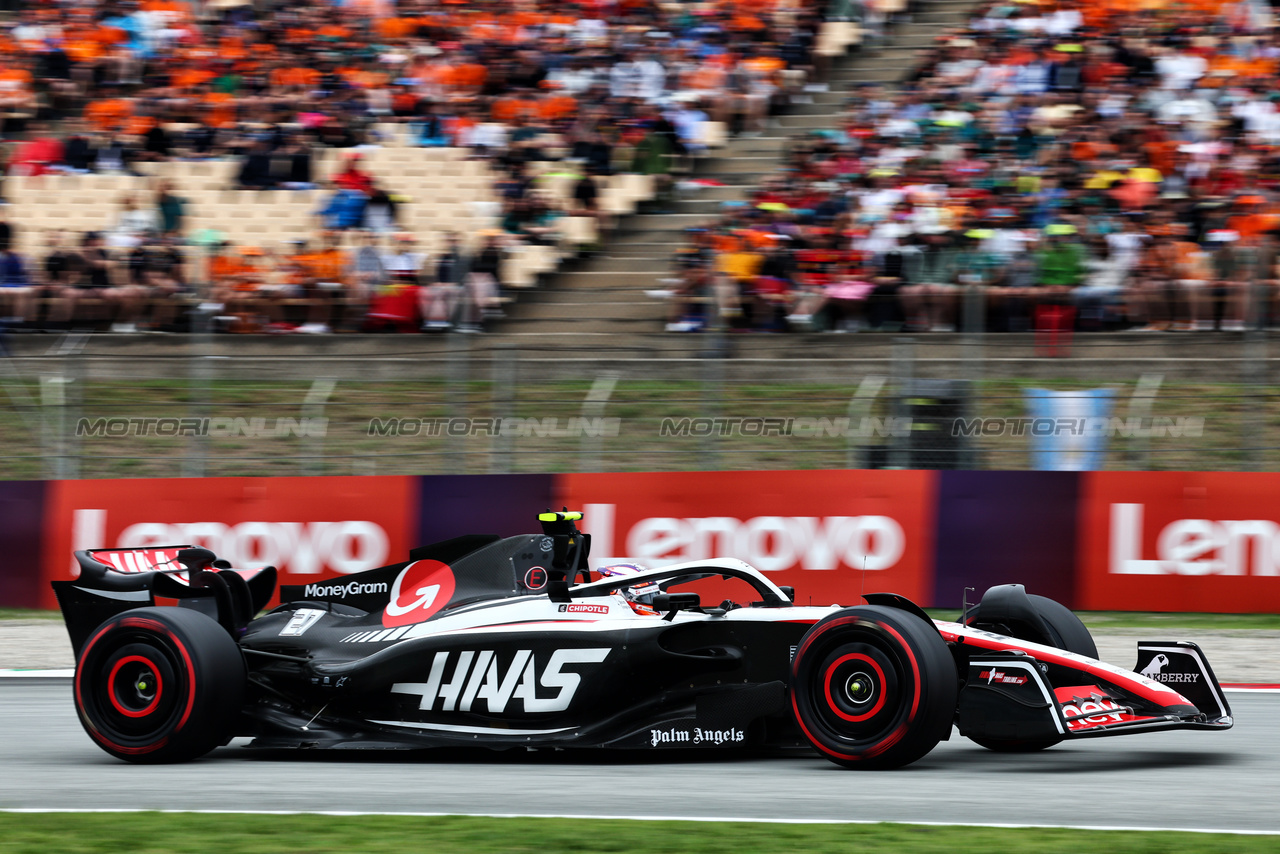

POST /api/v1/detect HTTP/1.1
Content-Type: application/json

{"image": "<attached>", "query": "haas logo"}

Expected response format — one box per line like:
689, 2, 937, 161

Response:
383, 560, 456, 628
1140, 654, 1170, 680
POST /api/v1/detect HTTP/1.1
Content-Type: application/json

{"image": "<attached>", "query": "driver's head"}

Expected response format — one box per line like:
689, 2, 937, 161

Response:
597, 563, 659, 605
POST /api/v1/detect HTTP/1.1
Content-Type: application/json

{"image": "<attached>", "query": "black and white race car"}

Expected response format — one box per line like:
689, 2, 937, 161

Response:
54, 511, 1233, 768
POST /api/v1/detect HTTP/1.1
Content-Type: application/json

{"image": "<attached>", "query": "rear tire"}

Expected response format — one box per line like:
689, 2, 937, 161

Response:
791, 605, 957, 769
74, 606, 245, 763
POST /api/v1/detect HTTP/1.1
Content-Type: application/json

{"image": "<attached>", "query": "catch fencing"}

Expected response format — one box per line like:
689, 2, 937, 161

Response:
1, 330, 1278, 479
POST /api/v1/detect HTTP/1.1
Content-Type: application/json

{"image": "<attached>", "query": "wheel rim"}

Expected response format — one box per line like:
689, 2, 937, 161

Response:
107, 655, 163, 718
799, 622, 916, 751
81, 635, 183, 745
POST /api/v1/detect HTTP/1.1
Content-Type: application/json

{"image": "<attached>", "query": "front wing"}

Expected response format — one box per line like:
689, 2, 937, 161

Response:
953, 639, 1232, 745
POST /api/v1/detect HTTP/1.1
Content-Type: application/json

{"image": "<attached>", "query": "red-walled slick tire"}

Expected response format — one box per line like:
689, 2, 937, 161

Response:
74, 607, 245, 763
791, 605, 957, 770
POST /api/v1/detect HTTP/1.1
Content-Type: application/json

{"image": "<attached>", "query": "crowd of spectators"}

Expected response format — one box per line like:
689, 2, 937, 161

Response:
0, 215, 511, 334
664, 0, 1280, 334
0, 0, 833, 332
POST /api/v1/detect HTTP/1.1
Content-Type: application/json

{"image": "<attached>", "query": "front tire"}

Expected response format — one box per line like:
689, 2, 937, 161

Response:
74, 607, 245, 763
791, 605, 957, 769
965, 592, 1095, 753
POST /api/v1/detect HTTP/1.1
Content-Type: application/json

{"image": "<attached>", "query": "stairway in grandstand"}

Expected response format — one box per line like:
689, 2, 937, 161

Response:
504, 0, 978, 340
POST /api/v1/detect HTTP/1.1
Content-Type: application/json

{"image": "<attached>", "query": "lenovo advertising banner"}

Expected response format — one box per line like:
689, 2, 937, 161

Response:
558, 469, 938, 606
1078, 472, 1280, 612
39, 476, 417, 610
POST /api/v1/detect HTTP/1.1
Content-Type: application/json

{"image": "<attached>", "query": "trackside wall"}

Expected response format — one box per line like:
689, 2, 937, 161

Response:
5, 471, 1280, 613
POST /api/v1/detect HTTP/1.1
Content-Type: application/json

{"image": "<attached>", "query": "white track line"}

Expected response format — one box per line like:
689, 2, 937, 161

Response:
0, 808, 1278, 835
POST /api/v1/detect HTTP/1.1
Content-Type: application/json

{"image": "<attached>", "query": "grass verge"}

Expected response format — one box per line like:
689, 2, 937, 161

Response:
0, 814, 1273, 854
0, 608, 60, 621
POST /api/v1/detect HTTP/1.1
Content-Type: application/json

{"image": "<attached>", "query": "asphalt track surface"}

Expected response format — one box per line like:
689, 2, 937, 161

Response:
1, 679, 1274, 833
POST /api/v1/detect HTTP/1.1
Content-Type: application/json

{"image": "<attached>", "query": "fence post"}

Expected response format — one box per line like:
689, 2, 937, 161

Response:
301, 378, 337, 475
1126, 373, 1162, 470
1242, 275, 1268, 472
39, 331, 89, 479
888, 337, 914, 469
447, 330, 471, 473
579, 372, 619, 473
183, 305, 215, 478
845, 376, 886, 469
962, 283, 985, 453
699, 341, 725, 471
40, 374, 73, 480
489, 343, 516, 474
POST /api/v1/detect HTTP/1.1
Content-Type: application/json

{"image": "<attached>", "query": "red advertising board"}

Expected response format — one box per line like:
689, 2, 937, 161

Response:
1079, 471, 1280, 612
40, 476, 416, 610
558, 470, 937, 606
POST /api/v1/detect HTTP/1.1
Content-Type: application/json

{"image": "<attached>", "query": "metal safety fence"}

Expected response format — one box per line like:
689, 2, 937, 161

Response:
2, 330, 1279, 479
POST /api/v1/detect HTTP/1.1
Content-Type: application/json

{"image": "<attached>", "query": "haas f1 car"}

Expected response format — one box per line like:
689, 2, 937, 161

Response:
54, 511, 1233, 768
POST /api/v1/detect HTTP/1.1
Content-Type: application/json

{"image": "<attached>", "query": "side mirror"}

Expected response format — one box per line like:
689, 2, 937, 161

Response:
652, 592, 700, 621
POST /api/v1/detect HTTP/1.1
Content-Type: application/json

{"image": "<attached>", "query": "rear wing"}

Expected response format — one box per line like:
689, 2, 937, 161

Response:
53, 546, 276, 656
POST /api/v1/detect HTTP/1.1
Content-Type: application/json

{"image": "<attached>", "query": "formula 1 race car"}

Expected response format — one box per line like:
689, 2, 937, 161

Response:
54, 511, 1233, 768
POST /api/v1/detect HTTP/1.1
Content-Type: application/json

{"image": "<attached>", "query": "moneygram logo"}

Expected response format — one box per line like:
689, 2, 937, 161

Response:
304, 580, 390, 599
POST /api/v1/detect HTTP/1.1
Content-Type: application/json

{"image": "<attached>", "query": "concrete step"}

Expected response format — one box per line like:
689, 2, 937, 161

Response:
672, 197, 739, 215
717, 135, 793, 155
774, 113, 853, 130
571, 255, 676, 273
551, 270, 673, 289
497, 317, 663, 336
511, 300, 661, 322
676, 183, 756, 201
523, 287, 674, 306
690, 155, 784, 176
623, 213, 718, 231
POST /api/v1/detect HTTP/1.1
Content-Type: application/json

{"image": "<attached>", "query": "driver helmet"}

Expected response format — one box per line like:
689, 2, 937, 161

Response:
597, 562, 660, 605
